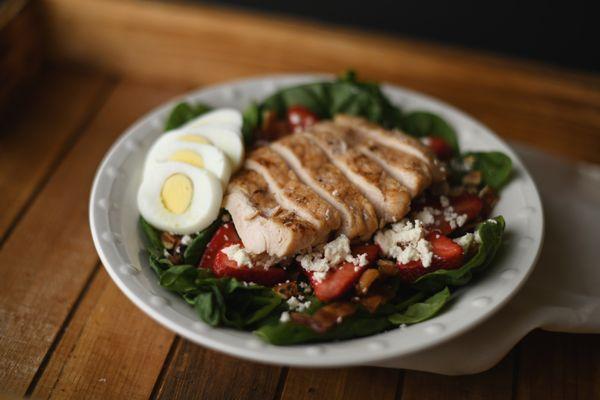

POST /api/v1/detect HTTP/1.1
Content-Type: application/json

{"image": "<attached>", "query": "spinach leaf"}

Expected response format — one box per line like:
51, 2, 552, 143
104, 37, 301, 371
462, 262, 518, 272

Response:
242, 101, 261, 145
254, 309, 393, 345
258, 72, 403, 129
151, 262, 283, 329
183, 216, 222, 265
401, 111, 459, 154
465, 151, 512, 190
413, 216, 506, 292
164, 102, 211, 131
139, 216, 163, 258
389, 287, 451, 325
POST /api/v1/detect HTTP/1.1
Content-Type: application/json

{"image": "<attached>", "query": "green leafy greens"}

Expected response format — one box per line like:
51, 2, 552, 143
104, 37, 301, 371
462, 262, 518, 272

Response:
164, 102, 212, 131
413, 217, 506, 292
464, 151, 513, 190
401, 111, 460, 155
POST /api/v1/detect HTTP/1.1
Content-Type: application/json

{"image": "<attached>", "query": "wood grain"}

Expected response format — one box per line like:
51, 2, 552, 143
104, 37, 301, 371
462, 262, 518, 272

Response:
514, 331, 600, 400
400, 353, 515, 400
0, 79, 183, 396
154, 340, 283, 400
0, 68, 110, 242
32, 269, 174, 399
281, 367, 400, 400
39, 0, 600, 163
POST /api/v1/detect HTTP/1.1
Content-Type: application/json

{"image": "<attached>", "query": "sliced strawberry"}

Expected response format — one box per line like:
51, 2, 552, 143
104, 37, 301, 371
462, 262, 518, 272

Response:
198, 223, 240, 270
425, 136, 453, 160
199, 223, 287, 285
212, 251, 287, 286
451, 194, 483, 221
286, 105, 319, 133
309, 244, 379, 302
396, 233, 464, 283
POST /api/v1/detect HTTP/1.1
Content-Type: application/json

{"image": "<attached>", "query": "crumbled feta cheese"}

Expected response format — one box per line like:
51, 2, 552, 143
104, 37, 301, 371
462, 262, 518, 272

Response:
474, 230, 483, 244
287, 296, 310, 312
180, 234, 193, 246
296, 235, 363, 282
414, 207, 436, 225
279, 311, 290, 323
453, 232, 474, 253
443, 206, 467, 229
375, 219, 433, 267
163, 248, 170, 258
221, 244, 253, 268
336, 316, 343, 323
440, 195, 450, 208
221, 213, 231, 222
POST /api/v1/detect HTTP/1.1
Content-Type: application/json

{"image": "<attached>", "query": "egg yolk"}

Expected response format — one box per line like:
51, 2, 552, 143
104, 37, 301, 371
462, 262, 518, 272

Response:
179, 134, 211, 145
161, 173, 193, 214
168, 150, 204, 168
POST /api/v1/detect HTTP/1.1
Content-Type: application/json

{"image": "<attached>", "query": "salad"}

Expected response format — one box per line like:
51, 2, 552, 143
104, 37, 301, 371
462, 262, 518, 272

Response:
138, 72, 511, 345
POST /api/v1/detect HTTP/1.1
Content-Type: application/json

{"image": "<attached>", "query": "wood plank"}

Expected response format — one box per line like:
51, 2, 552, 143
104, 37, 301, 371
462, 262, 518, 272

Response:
39, 0, 600, 163
153, 340, 283, 400
280, 367, 400, 400
0, 67, 110, 241
514, 331, 600, 400
400, 353, 515, 400
0, 78, 184, 396
31, 269, 175, 399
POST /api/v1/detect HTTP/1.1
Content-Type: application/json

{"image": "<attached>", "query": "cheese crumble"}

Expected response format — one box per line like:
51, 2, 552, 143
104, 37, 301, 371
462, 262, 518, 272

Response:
221, 244, 253, 268
374, 219, 433, 267
296, 235, 366, 282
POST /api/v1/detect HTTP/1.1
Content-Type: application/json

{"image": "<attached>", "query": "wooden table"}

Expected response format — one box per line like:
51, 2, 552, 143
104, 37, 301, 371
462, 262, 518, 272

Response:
1, 0, 599, 398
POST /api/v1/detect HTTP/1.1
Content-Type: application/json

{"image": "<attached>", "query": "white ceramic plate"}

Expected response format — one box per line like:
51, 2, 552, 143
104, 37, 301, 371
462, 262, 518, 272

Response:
89, 74, 544, 367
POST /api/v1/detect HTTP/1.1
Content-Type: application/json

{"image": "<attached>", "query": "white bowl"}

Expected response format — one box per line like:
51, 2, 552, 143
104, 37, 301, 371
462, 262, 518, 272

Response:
89, 74, 544, 367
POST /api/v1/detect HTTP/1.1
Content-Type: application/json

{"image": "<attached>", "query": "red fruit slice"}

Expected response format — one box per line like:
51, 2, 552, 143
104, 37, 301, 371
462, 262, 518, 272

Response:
286, 105, 319, 133
396, 233, 464, 283
309, 244, 379, 302
199, 223, 287, 286
425, 136, 453, 160
414, 194, 484, 235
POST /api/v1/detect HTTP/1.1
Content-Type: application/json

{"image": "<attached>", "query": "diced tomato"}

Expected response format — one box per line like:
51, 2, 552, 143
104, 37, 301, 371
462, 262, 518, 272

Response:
396, 233, 464, 283
309, 244, 379, 302
199, 223, 287, 286
286, 105, 319, 133
425, 136, 453, 160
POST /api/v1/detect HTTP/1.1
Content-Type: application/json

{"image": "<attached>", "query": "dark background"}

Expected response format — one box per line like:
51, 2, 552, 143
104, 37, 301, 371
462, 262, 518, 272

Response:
195, 0, 599, 72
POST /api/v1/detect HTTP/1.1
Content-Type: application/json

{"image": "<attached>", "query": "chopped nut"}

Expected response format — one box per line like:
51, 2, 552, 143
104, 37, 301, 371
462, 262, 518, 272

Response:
161, 232, 180, 250
462, 170, 482, 186
273, 281, 299, 299
290, 302, 357, 333
359, 294, 385, 314
448, 185, 465, 197
377, 259, 398, 277
463, 155, 476, 169
356, 269, 380, 295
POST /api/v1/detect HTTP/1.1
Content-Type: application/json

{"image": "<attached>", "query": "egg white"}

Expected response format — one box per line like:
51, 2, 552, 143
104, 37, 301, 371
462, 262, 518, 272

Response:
144, 137, 231, 188
185, 108, 243, 135
165, 126, 245, 171
137, 162, 223, 234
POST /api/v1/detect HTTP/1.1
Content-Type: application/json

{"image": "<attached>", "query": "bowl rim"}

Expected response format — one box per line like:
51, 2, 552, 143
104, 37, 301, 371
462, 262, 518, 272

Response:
89, 73, 544, 367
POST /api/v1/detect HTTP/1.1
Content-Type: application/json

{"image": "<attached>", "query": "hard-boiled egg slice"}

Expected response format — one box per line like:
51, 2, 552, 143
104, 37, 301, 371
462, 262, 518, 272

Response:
144, 138, 231, 188
166, 126, 244, 171
185, 108, 243, 135
138, 162, 222, 234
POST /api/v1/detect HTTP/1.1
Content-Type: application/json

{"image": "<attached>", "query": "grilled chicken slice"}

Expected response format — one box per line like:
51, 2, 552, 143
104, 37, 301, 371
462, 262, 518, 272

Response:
245, 147, 341, 242
356, 141, 431, 196
271, 134, 379, 241
334, 114, 445, 182
224, 169, 318, 257
305, 122, 411, 224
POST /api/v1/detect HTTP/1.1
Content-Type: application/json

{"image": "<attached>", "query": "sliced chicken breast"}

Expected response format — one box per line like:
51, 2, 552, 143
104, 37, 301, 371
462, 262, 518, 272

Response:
224, 169, 318, 257
334, 114, 445, 182
271, 134, 379, 241
305, 122, 411, 224
245, 147, 341, 241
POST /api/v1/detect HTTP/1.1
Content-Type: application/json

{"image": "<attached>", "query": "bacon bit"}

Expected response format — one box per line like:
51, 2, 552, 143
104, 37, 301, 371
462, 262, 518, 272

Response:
273, 281, 299, 299
463, 170, 482, 186
359, 294, 385, 314
160, 232, 180, 250
357, 283, 397, 313
356, 268, 380, 295
290, 302, 357, 333
377, 259, 398, 277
